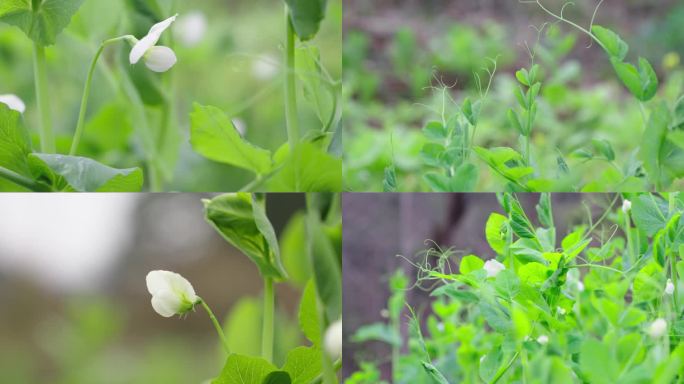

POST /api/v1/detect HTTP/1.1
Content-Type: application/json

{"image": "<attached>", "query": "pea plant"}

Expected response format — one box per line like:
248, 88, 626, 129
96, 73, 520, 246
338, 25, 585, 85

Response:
349, 193, 684, 383
374, 1, 684, 192
0, 0, 341, 192
146, 192, 342, 384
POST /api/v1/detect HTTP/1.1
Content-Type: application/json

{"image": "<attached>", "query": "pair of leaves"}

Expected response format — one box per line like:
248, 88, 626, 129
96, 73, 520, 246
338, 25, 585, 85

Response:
190, 104, 341, 191
592, 25, 658, 101
213, 347, 322, 384
0, 105, 143, 191
0, 0, 84, 46
285, 0, 328, 41
204, 193, 288, 280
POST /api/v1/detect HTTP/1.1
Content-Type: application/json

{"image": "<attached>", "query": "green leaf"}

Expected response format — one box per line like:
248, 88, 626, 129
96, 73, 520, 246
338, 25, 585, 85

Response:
281, 347, 322, 384
450, 163, 478, 192
190, 104, 272, 175
637, 57, 658, 102
28, 154, 143, 192
423, 172, 450, 192
383, 165, 397, 192
459, 255, 484, 274
516, 68, 530, 86
213, 354, 277, 384
0, 103, 31, 177
580, 338, 619, 384
462, 97, 478, 126
631, 194, 669, 236
224, 298, 262, 357
591, 139, 615, 161
479, 348, 504, 383
493, 269, 520, 300
536, 193, 553, 228
298, 280, 321, 347
422, 121, 447, 141
591, 25, 629, 60
633, 262, 663, 302
640, 103, 671, 187
422, 362, 451, 384
0, 0, 85, 46
265, 143, 341, 192
285, 0, 327, 41
485, 212, 508, 254
307, 209, 342, 321
261, 372, 291, 384
508, 109, 524, 136
351, 323, 400, 346
204, 193, 288, 280
518, 262, 548, 285
295, 46, 334, 128
281, 213, 310, 288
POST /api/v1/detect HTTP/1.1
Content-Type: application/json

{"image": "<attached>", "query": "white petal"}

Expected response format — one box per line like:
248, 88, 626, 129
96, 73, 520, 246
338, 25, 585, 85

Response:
151, 290, 182, 317
146, 270, 175, 295
129, 14, 178, 64
324, 320, 342, 361
648, 318, 667, 338
174, 11, 207, 47
665, 279, 675, 295
144, 46, 177, 72
484, 259, 505, 278
622, 199, 632, 213
0, 94, 26, 113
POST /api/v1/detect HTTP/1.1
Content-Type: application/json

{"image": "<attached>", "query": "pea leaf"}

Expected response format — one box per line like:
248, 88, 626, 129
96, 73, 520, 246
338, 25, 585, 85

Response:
580, 338, 619, 384
0, 0, 85, 46
204, 193, 288, 280
213, 354, 277, 384
262, 372, 291, 384
299, 280, 321, 347
0, 103, 31, 177
307, 209, 341, 321
28, 154, 143, 192
265, 143, 342, 192
631, 194, 669, 236
485, 212, 508, 254
285, 0, 327, 41
640, 103, 671, 187
282, 346, 322, 384
459, 255, 484, 274
592, 25, 628, 61
190, 104, 273, 175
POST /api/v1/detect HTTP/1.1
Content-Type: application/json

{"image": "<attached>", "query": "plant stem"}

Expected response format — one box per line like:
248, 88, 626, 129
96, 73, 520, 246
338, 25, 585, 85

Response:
284, 6, 300, 189
70, 36, 134, 156
262, 277, 275, 363
33, 44, 54, 153
489, 351, 520, 384
199, 298, 230, 355
0, 166, 50, 191
624, 204, 636, 267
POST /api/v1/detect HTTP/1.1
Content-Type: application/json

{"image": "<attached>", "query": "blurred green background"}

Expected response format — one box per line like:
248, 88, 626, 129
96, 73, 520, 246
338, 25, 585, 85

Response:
343, 0, 684, 191
0, 0, 341, 191
0, 193, 316, 383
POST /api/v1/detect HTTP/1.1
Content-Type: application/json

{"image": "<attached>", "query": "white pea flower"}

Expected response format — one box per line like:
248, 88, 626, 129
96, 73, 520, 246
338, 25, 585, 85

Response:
483, 259, 505, 278
174, 11, 207, 47
146, 270, 199, 318
557, 306, 566, 315
380, 309, 389, 318
130, 14, 179, 72
537, 335, 549, 345
622, 199, 632, 213
0, 94, 25, 113
665, 279, 675, 295
648, 318, 667, 338
324, 319, 342, 361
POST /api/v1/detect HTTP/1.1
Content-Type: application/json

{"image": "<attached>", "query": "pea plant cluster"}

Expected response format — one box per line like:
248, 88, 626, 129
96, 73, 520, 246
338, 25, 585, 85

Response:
349, 193, 684, 383
147, 193, 342, 384
346, 1, 684, 192
0, 0, 340, 192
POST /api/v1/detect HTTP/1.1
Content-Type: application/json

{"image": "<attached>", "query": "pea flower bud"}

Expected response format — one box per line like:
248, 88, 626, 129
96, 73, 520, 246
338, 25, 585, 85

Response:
648, 318, 667, 338
483, 259, 505, 278
537, 335, 549, 345
622, 199, 631, 213
146, 270, 200, 317
665, 279, 675, 295
130, 15, 178, 72
324, 319, 342, 361
0, 94, 26, 113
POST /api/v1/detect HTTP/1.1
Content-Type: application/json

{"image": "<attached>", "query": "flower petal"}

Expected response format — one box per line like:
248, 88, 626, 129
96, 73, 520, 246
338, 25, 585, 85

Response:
144, 46, 177, 72
151, 290, 182, 317
0, 94, 26, 113
324, 319, 342, 361
129, 14, 178, 64
146, 270, 176, 295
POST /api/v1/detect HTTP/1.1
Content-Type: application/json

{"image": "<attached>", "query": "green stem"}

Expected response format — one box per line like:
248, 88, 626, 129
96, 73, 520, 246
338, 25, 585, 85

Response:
33, 44, 54, 153
624, 204, 636, 267
199, 298, 230, 355
0, 166, 51, 191
524, 134, 531, 166
669, 194, 679, 313
489, 351, 520, 384
70, 36, 134, 156
284, 7, 300, 189
262, 277, 274, 363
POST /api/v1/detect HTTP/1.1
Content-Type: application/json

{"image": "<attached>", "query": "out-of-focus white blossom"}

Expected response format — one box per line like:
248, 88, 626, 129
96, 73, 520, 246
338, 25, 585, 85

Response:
0, 94, 25, 113
483, 259, 505, 278
648, 318, 667, 338
324, 319, 342, 361
252, 55, 279, 80
174, 11, 207, 47
665, 279, 675, 295
622, 199, 632, 213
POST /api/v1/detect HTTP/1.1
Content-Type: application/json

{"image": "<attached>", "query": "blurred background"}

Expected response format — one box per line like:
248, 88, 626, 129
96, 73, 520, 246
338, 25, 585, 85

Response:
342, 193, 616, 379
343, 0, 684, 191
0, 193, 311, 383
0, 0, 341, 191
